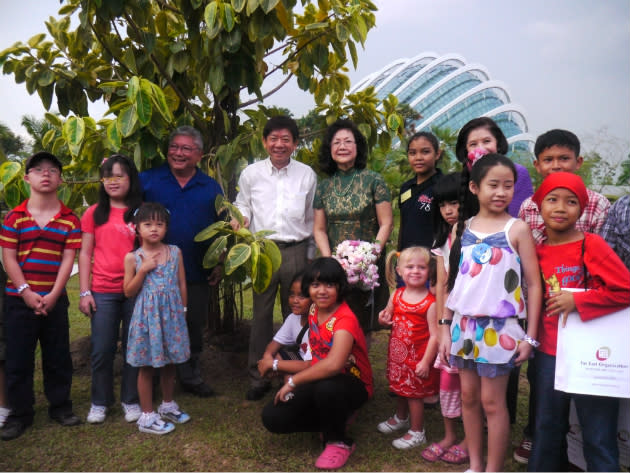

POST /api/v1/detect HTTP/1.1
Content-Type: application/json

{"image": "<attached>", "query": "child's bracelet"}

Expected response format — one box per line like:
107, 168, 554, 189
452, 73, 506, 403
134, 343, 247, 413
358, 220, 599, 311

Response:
79, 290, 92, 297
438, 319, 452, 326
272, 359, 279, 372
183, 307, 188, 313
523, 335, 540, 348
17, 283, 30, 295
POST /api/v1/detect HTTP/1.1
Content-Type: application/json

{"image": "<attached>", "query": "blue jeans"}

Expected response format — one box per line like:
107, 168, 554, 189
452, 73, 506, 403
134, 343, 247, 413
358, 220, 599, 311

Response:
528, 350, 619, 472
90, 292, 138, 407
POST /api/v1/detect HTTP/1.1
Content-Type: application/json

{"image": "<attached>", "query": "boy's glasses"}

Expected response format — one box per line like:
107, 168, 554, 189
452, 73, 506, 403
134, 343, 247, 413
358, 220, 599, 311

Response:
28, 167, 60, 176
100, 176, 128, 184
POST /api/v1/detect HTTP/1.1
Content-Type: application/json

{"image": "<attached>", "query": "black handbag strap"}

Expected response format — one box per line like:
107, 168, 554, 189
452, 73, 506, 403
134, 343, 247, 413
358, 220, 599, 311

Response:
296, 323, 309, 346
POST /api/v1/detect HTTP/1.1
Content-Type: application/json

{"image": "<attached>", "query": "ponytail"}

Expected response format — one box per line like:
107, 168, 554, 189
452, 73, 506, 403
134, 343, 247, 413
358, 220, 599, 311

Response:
384, 250, 400, 289
386, 246, 434, 289
447, 165, 473, 292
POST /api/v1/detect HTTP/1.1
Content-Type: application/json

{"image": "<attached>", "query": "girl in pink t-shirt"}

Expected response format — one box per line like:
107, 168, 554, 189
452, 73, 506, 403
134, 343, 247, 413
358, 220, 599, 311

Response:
78, 154, 142, 425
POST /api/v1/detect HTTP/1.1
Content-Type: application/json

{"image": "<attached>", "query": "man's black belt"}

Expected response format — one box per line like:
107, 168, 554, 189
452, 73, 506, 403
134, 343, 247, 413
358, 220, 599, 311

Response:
274, 239, 307, 249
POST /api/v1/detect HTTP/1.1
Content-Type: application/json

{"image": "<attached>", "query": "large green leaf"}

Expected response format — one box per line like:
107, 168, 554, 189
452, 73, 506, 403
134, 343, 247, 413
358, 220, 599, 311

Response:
204, 2, 219, 31
0, 162, 22, 186
135, 84, 152, 126
252, 252, 272, 293
203, 234, 228, 268
225, 243, 251, 275
62, 116, 85, 149
194, 220, 230, 242
126, 76, 140, 102
335, 22, 349, 42
253, 229, 276, 239
232, 0, 246, 13
260, 0, 280, 14
236, 227, 254, 242
386, 113, 402, 132
223, 4, 236, 32
263, 239, 281, 273
106, 119, 121, 150
117, 104, 138, 138
246, 0, 260, 16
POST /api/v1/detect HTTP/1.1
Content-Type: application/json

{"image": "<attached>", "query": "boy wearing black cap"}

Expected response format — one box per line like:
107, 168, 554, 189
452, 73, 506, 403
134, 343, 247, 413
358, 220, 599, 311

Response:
528, 172, 630, 472
0, 152, 82, 440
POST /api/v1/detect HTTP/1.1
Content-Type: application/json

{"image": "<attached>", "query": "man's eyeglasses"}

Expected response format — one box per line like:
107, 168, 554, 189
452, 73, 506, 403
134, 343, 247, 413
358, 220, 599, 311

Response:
168, 144, 199, 154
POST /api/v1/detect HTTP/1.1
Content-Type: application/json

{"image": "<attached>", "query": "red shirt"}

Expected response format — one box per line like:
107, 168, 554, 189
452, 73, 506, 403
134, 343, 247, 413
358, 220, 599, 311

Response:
0, 200, 81, 296
81, 205, 135, 292
309, 301, 373, 397
536, 233, 630, 356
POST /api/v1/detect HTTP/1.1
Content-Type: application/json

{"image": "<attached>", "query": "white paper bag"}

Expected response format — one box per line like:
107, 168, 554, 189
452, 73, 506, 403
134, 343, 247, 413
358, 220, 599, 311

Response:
555, 302, 630, 398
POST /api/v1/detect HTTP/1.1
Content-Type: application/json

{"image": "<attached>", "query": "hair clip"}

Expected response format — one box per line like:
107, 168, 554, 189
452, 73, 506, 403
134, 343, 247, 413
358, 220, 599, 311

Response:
395, 252, 400, 258
467, 148, 489, 169
133, 208, 140, 216
101, 157, 108, 165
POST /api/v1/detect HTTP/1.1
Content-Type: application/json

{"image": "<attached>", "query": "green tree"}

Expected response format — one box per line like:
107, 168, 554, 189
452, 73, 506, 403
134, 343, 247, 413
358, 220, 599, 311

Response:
0, 0, 403, 198
0, 122, 26, 160
1, 0, 405, 332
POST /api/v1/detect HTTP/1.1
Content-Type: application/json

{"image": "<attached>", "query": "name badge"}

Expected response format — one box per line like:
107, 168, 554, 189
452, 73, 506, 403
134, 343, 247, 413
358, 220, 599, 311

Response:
400, 189, 411, 203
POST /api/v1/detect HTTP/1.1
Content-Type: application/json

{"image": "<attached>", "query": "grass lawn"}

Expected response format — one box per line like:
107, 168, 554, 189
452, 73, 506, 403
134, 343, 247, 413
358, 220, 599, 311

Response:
0, 274, 529, 472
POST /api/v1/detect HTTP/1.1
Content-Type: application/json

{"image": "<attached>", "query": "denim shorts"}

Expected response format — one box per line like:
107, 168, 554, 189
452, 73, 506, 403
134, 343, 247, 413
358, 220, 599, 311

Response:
449, 353, 516, 378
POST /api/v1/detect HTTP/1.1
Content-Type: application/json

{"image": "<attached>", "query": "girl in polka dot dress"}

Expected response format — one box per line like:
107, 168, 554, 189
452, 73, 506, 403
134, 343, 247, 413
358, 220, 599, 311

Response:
377, 246, 439, 450
438, 154, 541, 472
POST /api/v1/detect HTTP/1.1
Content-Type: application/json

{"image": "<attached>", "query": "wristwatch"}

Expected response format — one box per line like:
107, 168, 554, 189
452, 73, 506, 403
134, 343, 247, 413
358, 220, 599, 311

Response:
438, 319, 453, 326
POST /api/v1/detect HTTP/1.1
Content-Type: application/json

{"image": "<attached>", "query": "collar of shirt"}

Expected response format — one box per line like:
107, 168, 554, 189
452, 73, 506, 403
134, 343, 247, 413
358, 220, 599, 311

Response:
264, 157, 293, 176
156, 163, 204, 187
16, 199, 74, 219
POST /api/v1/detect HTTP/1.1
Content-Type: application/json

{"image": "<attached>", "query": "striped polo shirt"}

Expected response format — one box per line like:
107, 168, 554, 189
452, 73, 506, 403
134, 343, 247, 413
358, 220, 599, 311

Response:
0, 200, 81, 296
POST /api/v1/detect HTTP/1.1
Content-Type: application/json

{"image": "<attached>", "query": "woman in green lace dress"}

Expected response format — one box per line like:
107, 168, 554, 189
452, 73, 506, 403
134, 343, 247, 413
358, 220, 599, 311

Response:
313, 119, 393, 336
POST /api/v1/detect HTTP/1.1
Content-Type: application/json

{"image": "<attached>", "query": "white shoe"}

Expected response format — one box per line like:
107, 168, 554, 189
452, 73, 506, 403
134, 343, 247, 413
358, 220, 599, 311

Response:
137, 412, 175, 435
158, 401, 191, 424
0, 406, 11, 428
86, 404, 107, 424
122, 402, 142, 423
377, 414, 410, 434
392, 429, 426, 449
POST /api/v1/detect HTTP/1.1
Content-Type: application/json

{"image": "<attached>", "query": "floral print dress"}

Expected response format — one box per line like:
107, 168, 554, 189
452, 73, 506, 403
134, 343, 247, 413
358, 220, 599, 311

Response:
314, 167, 392, 332
126, 245, 190, 368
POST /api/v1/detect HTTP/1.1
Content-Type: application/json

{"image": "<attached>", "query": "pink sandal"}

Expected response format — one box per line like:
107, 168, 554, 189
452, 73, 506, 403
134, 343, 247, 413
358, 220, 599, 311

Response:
315, 442, 356, 469
441, 444, 469, 464
421, 443, 446, 462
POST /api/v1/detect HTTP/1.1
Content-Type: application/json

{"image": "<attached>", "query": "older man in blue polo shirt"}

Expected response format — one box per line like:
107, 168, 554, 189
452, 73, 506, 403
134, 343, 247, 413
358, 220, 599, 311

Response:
140, 126, 223, 397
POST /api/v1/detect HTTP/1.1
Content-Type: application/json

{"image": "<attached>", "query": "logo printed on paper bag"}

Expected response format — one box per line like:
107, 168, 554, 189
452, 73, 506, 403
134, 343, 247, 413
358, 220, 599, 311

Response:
595, 346, 611, 361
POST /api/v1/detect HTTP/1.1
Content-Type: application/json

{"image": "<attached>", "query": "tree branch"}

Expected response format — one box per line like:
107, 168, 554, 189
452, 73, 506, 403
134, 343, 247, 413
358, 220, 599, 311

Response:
239, 73, 293, 108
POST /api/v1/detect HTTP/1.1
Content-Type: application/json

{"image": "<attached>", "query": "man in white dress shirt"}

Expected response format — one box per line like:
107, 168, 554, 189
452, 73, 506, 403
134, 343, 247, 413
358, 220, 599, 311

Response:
231, 116, 317, 400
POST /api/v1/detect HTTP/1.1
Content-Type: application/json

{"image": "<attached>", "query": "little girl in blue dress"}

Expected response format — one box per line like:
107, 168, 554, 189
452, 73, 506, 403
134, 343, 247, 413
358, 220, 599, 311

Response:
124, 202, 191, 435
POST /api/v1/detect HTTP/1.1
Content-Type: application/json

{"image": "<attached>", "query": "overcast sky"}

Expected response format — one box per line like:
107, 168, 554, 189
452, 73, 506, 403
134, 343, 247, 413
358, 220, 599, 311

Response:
1, 0, 628, 158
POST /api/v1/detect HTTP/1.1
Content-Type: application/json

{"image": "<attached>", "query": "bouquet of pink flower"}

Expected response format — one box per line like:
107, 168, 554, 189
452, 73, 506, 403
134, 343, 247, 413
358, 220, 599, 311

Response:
333, 240, 381, 291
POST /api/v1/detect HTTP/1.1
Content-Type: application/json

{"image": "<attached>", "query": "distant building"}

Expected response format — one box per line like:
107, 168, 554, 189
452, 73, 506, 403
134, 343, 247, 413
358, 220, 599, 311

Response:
351, 52, 535, 165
